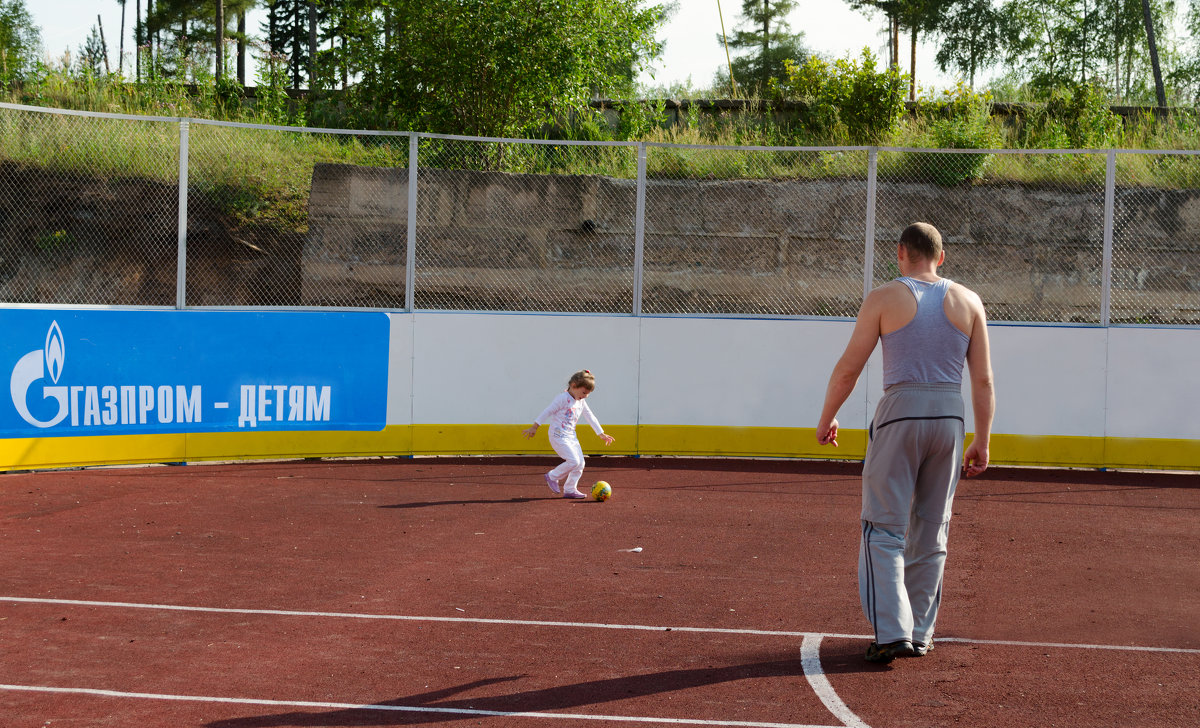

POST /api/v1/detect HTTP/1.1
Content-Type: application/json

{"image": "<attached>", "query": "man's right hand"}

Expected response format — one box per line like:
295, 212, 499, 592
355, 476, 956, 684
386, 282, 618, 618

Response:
817, 418, 839, 447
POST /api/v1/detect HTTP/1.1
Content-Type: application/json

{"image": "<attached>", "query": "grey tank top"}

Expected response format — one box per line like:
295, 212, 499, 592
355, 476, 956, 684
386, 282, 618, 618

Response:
881, 277, 970, 388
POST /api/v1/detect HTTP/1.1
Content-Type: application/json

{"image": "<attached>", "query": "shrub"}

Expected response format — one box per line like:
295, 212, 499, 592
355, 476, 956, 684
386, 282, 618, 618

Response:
770, 48, 907, 145
616, 99, 668, 140
1026, 82, 1123, 149
902, 85, 1001, 185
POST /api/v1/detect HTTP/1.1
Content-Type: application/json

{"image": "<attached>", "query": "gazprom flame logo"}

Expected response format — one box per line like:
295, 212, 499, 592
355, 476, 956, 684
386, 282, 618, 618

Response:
11, 321, 69, 428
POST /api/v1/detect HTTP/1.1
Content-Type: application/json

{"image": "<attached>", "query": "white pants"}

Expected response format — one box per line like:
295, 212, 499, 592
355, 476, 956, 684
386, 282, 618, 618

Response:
548, 434, 586, 494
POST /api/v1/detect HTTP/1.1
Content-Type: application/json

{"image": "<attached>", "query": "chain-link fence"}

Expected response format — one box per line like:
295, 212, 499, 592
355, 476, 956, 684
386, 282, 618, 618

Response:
643, 146, 869, 317
1, 102, 1198, 325
0, 105, 181, 306
875, 149, 1111, 323
413, 136, 640, 313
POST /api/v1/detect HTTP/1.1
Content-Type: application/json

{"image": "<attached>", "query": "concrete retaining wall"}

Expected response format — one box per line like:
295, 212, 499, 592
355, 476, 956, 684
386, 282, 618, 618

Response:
308, 163, 1200, 323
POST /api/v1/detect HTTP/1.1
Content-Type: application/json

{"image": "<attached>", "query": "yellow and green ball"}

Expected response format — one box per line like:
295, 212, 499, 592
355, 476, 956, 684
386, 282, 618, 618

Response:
591, 480, 612, 501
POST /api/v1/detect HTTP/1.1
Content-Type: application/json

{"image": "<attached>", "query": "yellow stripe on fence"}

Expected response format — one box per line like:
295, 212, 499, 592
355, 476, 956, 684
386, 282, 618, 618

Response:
0, 426, 1195, 472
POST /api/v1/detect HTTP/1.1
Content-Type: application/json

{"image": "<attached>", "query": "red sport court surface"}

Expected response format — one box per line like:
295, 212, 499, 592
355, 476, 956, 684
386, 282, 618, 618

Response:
1, 456, 1197, 728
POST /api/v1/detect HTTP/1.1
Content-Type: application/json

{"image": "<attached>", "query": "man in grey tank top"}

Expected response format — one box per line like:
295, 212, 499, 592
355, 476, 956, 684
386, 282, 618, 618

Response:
816, 222, 995, 664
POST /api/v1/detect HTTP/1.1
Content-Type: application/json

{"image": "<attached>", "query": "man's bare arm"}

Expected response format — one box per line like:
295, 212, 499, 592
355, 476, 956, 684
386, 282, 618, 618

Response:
816, 291, 885, 446
963, 292, 994, 476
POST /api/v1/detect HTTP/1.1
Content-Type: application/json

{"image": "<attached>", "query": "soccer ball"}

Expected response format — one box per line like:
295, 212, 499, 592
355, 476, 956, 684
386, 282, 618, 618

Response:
591, 480, 612, 501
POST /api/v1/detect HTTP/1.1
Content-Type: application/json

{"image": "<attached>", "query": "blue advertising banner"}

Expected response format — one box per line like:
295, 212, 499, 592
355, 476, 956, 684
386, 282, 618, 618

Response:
0, 310, 390, 438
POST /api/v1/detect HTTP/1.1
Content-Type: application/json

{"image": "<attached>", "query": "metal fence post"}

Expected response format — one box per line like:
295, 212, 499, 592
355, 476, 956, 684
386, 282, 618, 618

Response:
862, 147, 878, 299
176, 119, 190, 309
633, 142, 647, 316
406, 134, 419, 312
1101, 150, 1116, 326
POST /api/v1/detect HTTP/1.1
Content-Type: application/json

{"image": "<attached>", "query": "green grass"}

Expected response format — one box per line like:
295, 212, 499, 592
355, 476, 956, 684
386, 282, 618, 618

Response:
5, 71, 1200, 233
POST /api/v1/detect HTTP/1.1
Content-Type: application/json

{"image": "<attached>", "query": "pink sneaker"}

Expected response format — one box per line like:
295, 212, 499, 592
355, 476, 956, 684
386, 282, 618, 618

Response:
544, 473, 561, 494
562, 490, 586, 499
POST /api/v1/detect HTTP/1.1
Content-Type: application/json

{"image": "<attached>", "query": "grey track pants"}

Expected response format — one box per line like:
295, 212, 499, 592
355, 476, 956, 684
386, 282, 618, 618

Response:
858, 383, 965, 646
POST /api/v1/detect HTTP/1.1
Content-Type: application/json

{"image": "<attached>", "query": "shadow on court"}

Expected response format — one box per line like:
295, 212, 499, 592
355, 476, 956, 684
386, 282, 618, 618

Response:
379, 497, 541, 509
202, 657, 847, 727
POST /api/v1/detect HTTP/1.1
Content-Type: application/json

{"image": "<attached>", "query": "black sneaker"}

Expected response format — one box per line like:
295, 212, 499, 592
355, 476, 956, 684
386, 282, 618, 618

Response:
909, 639, 934, 657
865, 640, 915, 664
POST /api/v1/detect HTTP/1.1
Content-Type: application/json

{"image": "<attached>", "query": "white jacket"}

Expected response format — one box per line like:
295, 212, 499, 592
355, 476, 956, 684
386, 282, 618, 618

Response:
535, 391, 604, 439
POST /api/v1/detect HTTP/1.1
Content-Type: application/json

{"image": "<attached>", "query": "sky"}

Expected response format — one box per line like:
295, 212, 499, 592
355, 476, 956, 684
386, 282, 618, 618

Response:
28, 0, 967, 94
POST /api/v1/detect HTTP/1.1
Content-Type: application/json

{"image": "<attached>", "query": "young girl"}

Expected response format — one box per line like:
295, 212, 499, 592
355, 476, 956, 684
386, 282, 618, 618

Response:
522, 370, 615, 499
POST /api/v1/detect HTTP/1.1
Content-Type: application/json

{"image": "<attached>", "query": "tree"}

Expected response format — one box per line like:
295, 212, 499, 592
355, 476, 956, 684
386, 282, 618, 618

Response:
326, 0, 664, 141
1098, 0, 1144, 97
1169, 0, 1200, 103
934, 0, 1005, 88
136, 0, 153, 79
998, 0, 1176, 100
0, 0, 42, 84
718, 0, 808, 94
1142, 0, 1167, 106
145, 0, 256, 80
898, 0, 946, 97
845, 0, 945, 98
315, 2, 352, 90
1072, 0, 1174, 104
261, 0, 320, 89
844, 1, 902, 68
212, 0, 259, 83
215, 0, 223, 79
118, 0, 127, 75
236, 8, 246, 84
145, 0, 203, 77
79, 24, 108, 76
999, 0, 1095, 93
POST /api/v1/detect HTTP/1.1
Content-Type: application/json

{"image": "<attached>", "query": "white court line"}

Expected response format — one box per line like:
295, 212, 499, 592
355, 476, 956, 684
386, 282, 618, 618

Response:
801, 636, 869, 728
4, 596, 1198, 728
2, 596, 864, 728
0, 596, 858, 639
3, 596, 1198, 654
0, 684, 838, 728
934, 636, 1200, 654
